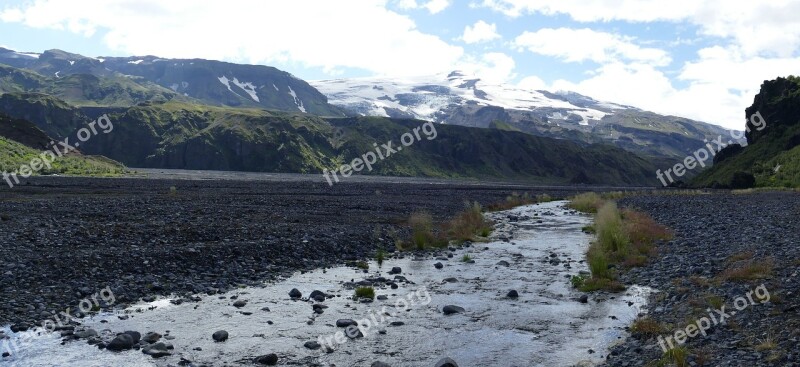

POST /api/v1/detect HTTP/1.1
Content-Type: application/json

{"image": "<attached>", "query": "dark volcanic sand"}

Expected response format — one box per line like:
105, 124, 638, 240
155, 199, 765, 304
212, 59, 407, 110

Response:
606, 192, 800, 367
0, 173, 590, 328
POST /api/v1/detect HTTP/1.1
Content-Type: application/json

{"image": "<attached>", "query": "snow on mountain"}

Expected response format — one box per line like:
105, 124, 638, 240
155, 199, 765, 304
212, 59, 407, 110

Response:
312, 71, 628, 125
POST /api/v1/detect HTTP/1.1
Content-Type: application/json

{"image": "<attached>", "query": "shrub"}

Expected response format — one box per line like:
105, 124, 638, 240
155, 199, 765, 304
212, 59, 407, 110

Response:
586, 243, 611, 280
354, 287, 375, 300
355, 261, 369, 270
660, 347, 688, 367
567, 192, 604, 213
461, 254, 472, 262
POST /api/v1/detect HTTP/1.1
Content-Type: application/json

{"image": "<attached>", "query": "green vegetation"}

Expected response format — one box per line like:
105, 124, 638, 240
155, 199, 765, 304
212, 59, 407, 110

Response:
0, 136, 125, 178
376, 248, 386, 266
0, 87, 664, 184
461, 254, 472, 262
354, 261, 369, 270
693, 76, 800, 188
656, 347, 689, 367
400, 201, 493, 251
486, 192, 554, 211
572, 199, 672, 292
567, 192, 604, 213
720, 258, 774, 282
630, 317, 665, 338
354, 287, 375, 300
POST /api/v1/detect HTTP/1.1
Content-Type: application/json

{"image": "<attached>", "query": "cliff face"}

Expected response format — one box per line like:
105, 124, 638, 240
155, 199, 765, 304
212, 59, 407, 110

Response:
693, 76, 800, 188
745, 76, 800, 145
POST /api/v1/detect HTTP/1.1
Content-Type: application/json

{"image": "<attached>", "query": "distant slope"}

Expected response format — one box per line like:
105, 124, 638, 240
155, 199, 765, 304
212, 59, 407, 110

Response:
312, 71, 739, 159
0, 95, 658, 185
0, 113, 125, 179
693, 76, 800, 188
0, 48, 345, 116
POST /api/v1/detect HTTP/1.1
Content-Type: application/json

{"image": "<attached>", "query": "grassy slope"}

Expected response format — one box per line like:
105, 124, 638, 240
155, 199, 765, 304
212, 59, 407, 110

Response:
0, 136, 125, 178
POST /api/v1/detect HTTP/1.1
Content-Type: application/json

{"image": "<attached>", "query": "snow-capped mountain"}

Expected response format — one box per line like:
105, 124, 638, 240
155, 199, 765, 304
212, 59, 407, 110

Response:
0, 48, 344, 116
312, 71, 737, 159
313, 70, 628, 125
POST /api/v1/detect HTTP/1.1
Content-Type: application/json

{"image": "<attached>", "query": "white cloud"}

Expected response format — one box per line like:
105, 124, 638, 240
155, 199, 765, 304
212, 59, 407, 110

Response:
482, 0, 800, 57
517, 75, 546, 90
0, 0, 463, 77
395, 0, 450, 14
458, 52, 517, 82
460, 20, 500, 44
423, 0, 451, 14
514, 28, 671, 66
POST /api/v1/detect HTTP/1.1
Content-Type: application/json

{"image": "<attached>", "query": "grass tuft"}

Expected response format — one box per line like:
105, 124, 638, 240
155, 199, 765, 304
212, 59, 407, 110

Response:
567, 192, 604, 213
354, 287, 375, 300
630, 317, 664, 339
720, 258, 774, 282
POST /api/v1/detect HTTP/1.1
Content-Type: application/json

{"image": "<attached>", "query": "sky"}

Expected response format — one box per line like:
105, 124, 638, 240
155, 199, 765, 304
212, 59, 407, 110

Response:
1, 0, 799, 130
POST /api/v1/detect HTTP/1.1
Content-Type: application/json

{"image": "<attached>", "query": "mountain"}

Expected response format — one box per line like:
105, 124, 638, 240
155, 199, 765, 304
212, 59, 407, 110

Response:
0, 48, 345, 116
0, 95, 658, 185
692, 76, 800, 188
312, 71, 738, 159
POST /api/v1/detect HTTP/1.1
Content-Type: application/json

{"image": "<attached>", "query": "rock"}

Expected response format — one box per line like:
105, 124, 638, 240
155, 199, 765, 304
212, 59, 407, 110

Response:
390, 321, 405, 326
233, 300, 247, 308
142, 332, 162, 343
434, 262, 444, 269
142, 342, 171, 358
255, 353, 279, 365
336, 319, 357, 327
434, 357, 459, 367
442, 305, 465, 315
289, 288, 302, 299
309, 290, 326, 300
389, 267, 402, 274
443, 277, 458, 283
578, 295, 589, 303
496, 260, 510, 267
377, 295, 388, 301
107, 334, 135, 351
371, 362, 391, 367
123, 330, 141, 343
507, 290, 519, 298
212, 330, 229, 342
75, 329, 98, 339
304, 341, 321, 350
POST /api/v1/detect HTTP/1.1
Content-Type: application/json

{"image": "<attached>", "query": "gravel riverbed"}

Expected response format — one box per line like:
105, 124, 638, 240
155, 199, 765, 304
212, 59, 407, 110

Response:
0, 174, 589, 329
606, 192, 800, 367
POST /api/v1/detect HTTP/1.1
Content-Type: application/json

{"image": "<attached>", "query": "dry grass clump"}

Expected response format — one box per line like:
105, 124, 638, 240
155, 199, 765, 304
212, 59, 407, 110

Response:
447, 202, 493, 241
567, 192, 604, 213
630, 317, 665, 338
720, 257, 774, 282
486, 192, 554, 211
401, 202, 493, 251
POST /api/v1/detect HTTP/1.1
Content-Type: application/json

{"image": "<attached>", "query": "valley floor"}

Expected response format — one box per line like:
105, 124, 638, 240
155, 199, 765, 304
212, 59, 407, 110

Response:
0, 173, 587, 328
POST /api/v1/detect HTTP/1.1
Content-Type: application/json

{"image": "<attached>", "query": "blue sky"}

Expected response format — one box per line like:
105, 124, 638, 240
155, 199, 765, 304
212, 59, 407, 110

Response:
2, 0, 799, 130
